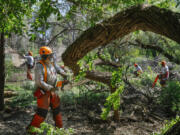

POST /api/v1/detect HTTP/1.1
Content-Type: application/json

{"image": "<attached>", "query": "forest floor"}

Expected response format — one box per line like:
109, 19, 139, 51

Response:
0, 88, 168, 135
0, 103, 166, 135
0, 71, 170, 135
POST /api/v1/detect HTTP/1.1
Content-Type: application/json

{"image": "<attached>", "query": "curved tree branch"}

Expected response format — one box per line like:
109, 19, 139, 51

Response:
62, 4, 180, 78
62, 5, 180, 120
85, 70, 112, 85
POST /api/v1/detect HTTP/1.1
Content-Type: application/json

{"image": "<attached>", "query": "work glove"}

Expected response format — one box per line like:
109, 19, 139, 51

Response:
50, 87, 58, 92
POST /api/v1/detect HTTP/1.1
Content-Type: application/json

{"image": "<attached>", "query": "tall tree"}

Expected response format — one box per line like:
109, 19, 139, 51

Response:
0, 32, 5, 110
0, 0, 36, 110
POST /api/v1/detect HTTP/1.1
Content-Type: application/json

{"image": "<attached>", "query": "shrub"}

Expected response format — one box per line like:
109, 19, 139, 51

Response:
5, 60, 15, 81
10, 90, 35, 107
5, 59, 22, 81
160, 81, 180, 115
60, 87, 108, 108
30, 122, 74, 135
5, 83, 35, 107
22, 81, 35, 90
140, 66, 157, 87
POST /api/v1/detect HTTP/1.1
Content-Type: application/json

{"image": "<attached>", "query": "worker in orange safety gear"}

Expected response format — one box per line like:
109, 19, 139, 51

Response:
24, 51, 35, 80
26, 46, 67, 134
134, 63, 143, 77
152, 61, 169, 88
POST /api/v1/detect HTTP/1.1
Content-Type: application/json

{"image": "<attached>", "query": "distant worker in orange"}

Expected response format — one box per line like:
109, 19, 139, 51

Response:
152, 61, 169, 88
24, 51, 35, 80
26, 46, 67, 134
134, 63, 143, 77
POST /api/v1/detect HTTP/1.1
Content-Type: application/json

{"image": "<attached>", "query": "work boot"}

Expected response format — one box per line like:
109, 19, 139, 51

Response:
54, 113, 63, 128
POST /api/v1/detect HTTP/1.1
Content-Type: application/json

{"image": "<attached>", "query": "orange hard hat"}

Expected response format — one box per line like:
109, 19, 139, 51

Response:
39, 46, 52, 55
28, 51, 33, 56
134, 63, 137, 67
161, 61, 166, 66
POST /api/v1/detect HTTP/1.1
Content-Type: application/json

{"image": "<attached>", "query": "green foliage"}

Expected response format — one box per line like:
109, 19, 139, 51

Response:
75, 52, 98, 81
66, 0, 176, 27
31, 0, 62, 32
74, 69, 87, 82
30, 122, 74, 135
5, 60, 15, 81
101, 68, 124, 120
5, 83, 35, 107
160, 81, 180, 115
147, 0, 176, 8
24, 0, 177, 34
10, 90, 34, 107
5, 59, 22, 81
140, 66, 156, 87
101, 85, 124, 120
22, 81, 35, 90
129, 64, 160, 91
60, 86, 108, 107
59, 89, 77, 105
111, 68, 124, 88
152, 116, 180, 135
0, 0, 35, 34
83, 52, 98, 70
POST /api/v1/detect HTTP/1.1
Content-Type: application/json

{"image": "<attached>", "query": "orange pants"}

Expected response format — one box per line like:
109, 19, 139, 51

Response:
27, 69, 32, 80
29, 91, 62, 128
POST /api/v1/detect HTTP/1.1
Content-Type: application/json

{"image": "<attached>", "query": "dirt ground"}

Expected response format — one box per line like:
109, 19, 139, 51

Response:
1, 70, 167, 135
0, 102, 166, 135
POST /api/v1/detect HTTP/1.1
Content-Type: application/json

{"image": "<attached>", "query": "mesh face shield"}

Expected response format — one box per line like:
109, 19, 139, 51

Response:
41, 53, 54, 60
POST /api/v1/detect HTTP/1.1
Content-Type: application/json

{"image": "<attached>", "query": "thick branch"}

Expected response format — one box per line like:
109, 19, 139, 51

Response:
62, 4, 180, 76
85, 70, 112, 85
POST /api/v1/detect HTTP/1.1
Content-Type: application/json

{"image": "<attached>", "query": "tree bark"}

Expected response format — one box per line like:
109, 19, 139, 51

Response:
0, 33, 5, 111
62, 4, 180, 76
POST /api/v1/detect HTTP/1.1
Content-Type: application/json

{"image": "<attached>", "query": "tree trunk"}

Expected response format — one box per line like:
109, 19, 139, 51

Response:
110, 87, 119, 121
0, 33, 5, 111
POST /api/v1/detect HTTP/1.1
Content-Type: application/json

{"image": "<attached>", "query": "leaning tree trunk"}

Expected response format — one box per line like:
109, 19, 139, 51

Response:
62, 4, 180, 121
0, 33, 5, 111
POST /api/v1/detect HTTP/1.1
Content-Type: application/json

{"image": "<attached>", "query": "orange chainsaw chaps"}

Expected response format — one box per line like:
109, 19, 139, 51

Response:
27, 71, 33, 80
56, 81, 63, 87
152, 75, 159, 88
